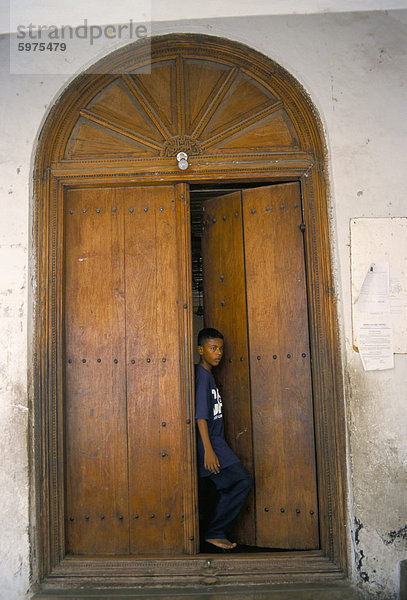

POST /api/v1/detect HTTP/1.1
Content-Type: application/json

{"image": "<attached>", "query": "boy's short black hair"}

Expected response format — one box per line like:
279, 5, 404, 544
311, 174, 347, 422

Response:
197, 327, 224, 347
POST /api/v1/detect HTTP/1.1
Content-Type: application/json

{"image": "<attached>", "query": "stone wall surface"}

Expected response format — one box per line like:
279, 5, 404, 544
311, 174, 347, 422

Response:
0, 9, 406, 600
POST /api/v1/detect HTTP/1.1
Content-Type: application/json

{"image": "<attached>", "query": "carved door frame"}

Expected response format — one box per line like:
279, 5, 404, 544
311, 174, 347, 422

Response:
31, 34, 348, 588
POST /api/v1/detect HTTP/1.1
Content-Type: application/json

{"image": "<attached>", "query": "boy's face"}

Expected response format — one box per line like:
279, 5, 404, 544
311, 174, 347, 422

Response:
198, 337, 224, 371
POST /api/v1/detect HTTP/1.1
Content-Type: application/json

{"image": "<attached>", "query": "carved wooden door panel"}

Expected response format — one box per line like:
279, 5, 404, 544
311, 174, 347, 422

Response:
124, 186, 187, 554
64, 185, 193, 555
202, 183, 319, 549
200, 191, 255, 544
64, 187, 129, 555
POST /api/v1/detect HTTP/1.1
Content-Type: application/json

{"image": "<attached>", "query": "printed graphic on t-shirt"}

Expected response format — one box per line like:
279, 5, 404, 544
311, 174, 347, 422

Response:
212, 388, 223, 420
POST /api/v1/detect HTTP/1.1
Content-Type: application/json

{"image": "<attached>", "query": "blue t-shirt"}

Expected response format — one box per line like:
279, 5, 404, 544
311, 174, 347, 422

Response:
195, 364, 239, 477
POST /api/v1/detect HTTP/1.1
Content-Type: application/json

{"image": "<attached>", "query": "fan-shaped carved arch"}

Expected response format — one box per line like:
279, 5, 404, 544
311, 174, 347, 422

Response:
64, 58, 297, 160
36, 34, 324, 169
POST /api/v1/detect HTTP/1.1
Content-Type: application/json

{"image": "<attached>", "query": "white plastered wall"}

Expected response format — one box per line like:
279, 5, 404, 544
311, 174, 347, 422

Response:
0, 8, 406, 600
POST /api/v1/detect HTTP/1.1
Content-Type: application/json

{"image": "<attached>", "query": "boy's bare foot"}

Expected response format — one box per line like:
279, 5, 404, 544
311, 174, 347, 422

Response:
205, 538, 237, 550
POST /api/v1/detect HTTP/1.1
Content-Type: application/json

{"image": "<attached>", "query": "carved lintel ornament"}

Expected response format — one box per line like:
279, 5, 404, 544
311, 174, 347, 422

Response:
161, 136, 202, 157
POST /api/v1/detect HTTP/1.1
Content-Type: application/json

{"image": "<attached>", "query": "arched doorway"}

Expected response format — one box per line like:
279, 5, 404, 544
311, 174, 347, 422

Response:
32, 34, 347, 587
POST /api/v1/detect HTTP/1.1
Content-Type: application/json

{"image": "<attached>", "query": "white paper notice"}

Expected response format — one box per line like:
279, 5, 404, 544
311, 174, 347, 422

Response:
357, 316, 394, 371
356, 262, 394, 371
351, 218, 407, 354
356, 262, 390, 313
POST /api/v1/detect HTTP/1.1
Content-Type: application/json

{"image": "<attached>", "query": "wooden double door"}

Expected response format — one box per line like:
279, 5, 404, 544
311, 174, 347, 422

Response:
64, 182, 319, 556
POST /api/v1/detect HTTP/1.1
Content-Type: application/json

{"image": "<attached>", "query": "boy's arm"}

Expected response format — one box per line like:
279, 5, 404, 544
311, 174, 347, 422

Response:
197, 419, 220, 474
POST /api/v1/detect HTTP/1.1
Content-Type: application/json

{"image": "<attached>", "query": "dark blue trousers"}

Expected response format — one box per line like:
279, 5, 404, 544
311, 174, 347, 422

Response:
205, 461, 253, 539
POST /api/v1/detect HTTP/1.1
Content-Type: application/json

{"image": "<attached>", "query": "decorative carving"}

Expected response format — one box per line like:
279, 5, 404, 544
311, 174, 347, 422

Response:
64, 56, 299, 160
161, 136, 202, 157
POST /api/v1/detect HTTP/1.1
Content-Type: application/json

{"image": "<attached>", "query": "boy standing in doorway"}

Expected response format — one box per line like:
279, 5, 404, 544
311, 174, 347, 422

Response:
195, 327, 253, 550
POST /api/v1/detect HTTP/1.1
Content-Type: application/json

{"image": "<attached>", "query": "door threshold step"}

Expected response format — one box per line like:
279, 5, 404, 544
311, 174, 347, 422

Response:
32, 581, 363, 599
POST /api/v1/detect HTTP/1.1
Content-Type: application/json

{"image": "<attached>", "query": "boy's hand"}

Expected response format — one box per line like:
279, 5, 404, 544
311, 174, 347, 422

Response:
204, 449, 220, 474
196, 419, 221, 474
